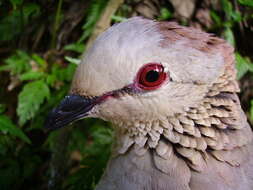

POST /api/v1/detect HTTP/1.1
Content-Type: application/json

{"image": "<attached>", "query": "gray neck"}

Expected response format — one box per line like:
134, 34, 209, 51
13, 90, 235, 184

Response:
112, 84, 252, 171
96, 143, 192, 190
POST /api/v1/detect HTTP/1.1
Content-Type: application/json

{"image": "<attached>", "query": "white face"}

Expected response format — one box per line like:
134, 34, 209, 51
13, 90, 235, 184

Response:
71, 17, 225, 125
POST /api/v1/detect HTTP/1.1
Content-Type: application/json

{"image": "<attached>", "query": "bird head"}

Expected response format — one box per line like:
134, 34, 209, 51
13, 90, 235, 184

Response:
45, 18, 249, 165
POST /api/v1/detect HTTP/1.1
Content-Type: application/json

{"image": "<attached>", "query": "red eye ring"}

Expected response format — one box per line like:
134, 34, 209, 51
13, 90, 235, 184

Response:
136, 63, 168, 90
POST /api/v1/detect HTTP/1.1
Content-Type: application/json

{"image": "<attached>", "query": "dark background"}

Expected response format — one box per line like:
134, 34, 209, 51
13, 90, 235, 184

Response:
0, 0, 252, 189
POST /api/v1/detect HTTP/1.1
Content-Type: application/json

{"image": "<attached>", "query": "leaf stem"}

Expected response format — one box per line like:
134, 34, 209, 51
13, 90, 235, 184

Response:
51, 0, 63, 49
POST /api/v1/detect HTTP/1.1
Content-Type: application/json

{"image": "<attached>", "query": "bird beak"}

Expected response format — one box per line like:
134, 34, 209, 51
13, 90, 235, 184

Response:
44, 94, 97, 130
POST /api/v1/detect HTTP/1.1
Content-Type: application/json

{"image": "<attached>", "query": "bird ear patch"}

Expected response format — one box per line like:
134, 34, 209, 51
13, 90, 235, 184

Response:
113, 58, 251, 171
157, 21, 235, 84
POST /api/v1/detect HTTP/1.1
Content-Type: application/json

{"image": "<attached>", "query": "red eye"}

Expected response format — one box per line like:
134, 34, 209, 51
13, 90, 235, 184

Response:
136, 63, 168, 90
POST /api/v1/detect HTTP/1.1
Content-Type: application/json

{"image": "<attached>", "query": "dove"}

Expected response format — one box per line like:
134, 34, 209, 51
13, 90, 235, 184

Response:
45, 17, 253, 190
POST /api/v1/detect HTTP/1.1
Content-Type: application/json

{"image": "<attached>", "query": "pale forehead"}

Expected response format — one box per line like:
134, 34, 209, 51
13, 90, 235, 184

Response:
84, 17, 163, 75
72, 18, 164, 95
71, 17, 224, 96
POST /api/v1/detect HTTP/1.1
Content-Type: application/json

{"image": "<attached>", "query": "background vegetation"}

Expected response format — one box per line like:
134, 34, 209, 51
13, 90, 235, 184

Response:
0, 0, 252, 189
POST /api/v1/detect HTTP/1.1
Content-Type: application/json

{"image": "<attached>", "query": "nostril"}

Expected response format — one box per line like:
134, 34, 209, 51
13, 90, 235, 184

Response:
58, 95, 94, 112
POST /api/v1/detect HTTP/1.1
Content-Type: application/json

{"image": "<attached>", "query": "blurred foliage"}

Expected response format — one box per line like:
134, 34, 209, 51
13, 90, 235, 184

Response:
0, 0, 253, 190
79, 0, 109, 42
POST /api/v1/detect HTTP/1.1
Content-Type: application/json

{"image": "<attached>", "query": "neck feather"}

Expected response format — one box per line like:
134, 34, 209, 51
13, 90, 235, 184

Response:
113, 65, 253, 171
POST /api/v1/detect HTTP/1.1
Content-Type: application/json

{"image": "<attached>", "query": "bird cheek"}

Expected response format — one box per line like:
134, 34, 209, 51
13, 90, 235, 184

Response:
95, 96, 140, 123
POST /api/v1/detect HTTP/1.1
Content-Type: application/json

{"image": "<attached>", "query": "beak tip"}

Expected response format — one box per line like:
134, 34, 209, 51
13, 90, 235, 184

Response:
44, 94, 96, 130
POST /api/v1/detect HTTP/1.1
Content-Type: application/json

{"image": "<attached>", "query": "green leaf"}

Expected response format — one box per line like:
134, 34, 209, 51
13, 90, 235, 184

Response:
238, 0, 253, 7
64, 121, 112, 190
31, 54, 47, 70
22, 155, 41, 178
91, 126, 113, 145
0, 143, 7, 155
0, 50, 31, 75
0, 115, 31, 143
64, 43, 85, 53
221, 0, 233, 19
158, 7, 172, 21
231, 11, 242, 22
0, 3, 40, 42
235, 53, 253, 79
223, 27, 235, 46
0, 65, 10, 72
50, 64, 64, 82
210, 11, 222, 26
250, 100, 253, 122
79, 0, 108, 42
49, 63, 77, 84
10, 0, 23, 5
64, 63, 77, 81
22, 3, 41, 24
46, 74, 57, 87
0, 159, 20, 189
10, 0, 23, 8
20, 71, 45, 81
248, 63, 253, 72
0, 9, 22, 41
29, 86, 69, 129
17, 80, 50, 125
111, 15, 127, 22
65, 56, 81, 65
0, 104, 6, 114
236, 53, 248, 79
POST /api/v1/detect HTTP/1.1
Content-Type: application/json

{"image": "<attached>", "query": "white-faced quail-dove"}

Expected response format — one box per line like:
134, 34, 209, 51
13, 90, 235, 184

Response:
45, 17, 253, 190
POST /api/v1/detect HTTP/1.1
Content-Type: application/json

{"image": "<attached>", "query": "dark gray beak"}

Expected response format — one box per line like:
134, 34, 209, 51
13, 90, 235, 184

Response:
44, 94, 97, 130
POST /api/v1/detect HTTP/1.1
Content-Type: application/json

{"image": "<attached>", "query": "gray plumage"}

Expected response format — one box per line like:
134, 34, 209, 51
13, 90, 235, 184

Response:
47, 17, 253, 190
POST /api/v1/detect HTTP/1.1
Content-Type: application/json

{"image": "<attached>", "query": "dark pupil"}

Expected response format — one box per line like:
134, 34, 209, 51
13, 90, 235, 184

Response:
145, 70, 160, 82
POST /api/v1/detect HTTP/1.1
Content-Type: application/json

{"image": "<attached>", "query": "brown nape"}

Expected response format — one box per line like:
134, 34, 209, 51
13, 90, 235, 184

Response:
157, 21, 234, 56
138, 21, 252, 171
